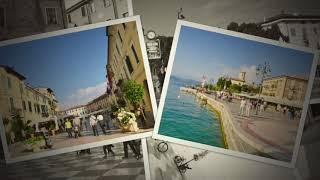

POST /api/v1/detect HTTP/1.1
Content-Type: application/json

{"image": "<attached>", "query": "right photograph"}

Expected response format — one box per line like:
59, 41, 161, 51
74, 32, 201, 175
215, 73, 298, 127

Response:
153, 21, 318, 167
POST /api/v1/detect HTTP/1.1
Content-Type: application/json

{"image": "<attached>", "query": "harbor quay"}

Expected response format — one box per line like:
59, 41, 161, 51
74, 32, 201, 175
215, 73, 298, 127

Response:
180, 87, 299, 161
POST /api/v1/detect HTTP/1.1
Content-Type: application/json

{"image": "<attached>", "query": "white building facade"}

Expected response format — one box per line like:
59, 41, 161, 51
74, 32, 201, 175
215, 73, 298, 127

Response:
64, 105, 87, 117
260, 14, 320, 49
64, 0, 129, 28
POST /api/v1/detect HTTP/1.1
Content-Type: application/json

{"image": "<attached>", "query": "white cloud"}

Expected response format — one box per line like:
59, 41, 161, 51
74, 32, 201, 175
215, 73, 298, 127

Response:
60, 82, 107, 110
240, 65, 257, 84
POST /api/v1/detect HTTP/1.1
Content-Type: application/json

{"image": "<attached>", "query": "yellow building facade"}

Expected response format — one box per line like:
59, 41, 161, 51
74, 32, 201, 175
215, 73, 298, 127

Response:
107, 21, 154, 125
0, 66, 58, 132
261, 75, 308, 103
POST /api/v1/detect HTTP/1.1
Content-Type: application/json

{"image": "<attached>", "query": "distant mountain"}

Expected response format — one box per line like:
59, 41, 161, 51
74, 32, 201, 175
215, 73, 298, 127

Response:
170, 75, 201, 87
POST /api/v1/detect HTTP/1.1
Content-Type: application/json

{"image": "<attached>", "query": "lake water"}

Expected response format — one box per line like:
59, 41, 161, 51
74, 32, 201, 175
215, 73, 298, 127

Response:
159, 76, 225, 148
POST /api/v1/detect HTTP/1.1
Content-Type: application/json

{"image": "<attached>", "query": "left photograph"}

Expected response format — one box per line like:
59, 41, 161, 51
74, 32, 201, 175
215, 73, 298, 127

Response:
0, 16, 156, 163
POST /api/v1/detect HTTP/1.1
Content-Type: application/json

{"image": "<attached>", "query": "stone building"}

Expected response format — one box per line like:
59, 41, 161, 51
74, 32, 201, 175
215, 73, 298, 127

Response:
0, 0, 66, 41
0, 66, 59, 132
86, 93, 111, 113
260, 13, 320, 49
63, 105, 87, 117
64, 0, 129, 28
261, 75, 308, 106
107, 21, 154, 126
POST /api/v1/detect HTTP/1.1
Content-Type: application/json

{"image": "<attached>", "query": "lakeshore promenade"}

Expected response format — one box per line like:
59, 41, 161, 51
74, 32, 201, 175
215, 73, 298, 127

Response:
180, 87, 299, 161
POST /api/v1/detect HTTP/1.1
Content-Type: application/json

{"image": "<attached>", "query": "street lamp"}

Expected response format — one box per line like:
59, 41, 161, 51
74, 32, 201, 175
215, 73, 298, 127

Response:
256, 61, 271, 99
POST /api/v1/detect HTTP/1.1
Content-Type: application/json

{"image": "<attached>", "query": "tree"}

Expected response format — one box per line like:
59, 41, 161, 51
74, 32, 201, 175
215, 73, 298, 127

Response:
230, 84, 241, 93
122, 80, 145, 107
225, 80, 232, 89
216, 77, 225, 91
256, 62, 272, 98
241, 84, 249, 92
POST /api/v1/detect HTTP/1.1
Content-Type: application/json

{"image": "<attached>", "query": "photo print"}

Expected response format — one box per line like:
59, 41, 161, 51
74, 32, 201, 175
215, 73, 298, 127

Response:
132, 0, 320, 104
0, 0, 133, 42
153, 20, 318, 168
0, 16, 157, 163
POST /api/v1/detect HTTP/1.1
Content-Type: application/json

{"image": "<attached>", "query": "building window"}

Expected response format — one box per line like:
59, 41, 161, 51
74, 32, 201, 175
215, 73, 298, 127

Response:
90, 2, 95, 13
290, 28, 296, 36
28, 101, 32, 112
81, 6, 87, 17
116, 44, 121, 56
122, 23, 126, 29
122, 12, 129, 17
125, 56, 134, 74
0, 7, 5, 28
45, 7, 58, 25
118, 31, 123, 43
34, 104, 37, 113
19, 83, 23, 94
67, 14, 72, 23
9, 97, 14, 110
7, 77, 11, 89
37, 104, 40, 114
22, 101, 26, 111
302, 28, 309, 47
103, 0, 111, 7
131, 44, 140, 64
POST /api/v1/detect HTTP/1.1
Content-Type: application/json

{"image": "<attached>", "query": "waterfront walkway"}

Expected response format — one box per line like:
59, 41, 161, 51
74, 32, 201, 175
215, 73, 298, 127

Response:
181, 88, 299, 161
8, 128, 152, 158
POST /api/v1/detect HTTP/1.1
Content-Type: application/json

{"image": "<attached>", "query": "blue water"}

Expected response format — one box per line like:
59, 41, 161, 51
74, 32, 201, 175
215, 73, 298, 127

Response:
159, 76, 225, 147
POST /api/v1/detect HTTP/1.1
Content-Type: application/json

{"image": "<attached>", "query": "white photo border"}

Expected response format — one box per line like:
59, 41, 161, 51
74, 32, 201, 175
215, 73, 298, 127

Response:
152, 19, 319, 169
0, 16, 158, 164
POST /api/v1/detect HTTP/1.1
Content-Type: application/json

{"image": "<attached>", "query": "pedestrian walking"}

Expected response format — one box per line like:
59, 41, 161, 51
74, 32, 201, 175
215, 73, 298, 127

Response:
239, 98, 246, 116
10, 131, 15, 144
122, 141, 139, 159
73, 116, 81, 137
136, 105, 147, 128
65, 119, 73, 138
245, 100, 252, 117
90, 115, 99, 136
103, 144, 115, 158
255, 100, 261, 115
97, 114, 107, 135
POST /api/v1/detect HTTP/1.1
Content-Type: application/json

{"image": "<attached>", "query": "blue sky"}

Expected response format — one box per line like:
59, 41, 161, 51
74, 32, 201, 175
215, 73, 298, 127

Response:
171, 26, 315, 84
0, 27, 108, 110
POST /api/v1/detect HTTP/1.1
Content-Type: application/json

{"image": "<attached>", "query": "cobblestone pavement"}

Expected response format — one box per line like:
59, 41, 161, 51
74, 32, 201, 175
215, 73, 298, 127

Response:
1, 143, 145, 180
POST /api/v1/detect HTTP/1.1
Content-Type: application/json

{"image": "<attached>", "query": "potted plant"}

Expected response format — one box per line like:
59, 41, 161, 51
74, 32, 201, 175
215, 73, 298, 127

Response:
23, 136, 45, 152
116, 108, 139, 132
25, 125, 35, 138
122, 80, 147, 128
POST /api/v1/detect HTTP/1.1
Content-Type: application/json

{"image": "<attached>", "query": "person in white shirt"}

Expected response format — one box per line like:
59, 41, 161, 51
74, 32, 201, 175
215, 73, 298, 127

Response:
245, 100, 252, 117
97, 114, 107, 135
90, 115, 99, 136
239, 98, 246, 116
73, 116, 81, 137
